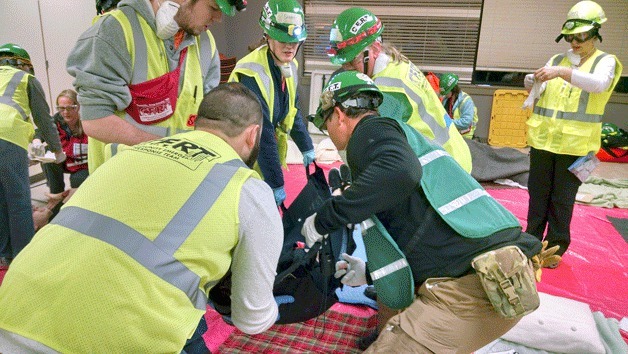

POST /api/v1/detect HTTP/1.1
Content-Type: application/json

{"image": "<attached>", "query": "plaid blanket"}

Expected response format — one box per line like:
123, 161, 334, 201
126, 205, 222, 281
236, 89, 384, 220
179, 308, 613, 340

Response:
208, 304, 377, 353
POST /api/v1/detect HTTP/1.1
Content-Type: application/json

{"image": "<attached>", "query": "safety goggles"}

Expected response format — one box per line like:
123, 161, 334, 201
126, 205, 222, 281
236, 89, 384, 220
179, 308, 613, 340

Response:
56, 105, 78, 112
0, 57, 33, 69
309, 90, 336, 131
563, 32, 594, 43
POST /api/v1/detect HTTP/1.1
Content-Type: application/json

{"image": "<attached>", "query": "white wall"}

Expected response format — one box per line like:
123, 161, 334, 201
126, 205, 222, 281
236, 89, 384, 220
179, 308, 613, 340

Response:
0, 0, 95, 110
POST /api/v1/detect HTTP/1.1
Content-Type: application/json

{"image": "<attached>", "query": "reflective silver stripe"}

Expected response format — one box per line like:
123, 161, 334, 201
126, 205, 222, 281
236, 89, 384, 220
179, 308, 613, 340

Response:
120, 6, 148, 83
370, 258, 410, 281
50, 159, 246, 309
551, 54, 565, 66
555, 111, 602, 122
533, 106, 554, 117
235, 62, 271, 98
438, 189, 489, 215
199, 31, 212, 77
110, 143, 119, 157
418, 150, 448, 166
539, 53, 607, 123
374, 76, 450, 146
0, 70, 28, 120
124, 114, 170, 136
290, 61, 298, 87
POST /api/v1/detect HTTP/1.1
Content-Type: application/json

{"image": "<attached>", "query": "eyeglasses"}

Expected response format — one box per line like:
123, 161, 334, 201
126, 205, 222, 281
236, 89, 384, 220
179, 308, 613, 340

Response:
56, 105, 78, 112
563, 32, 593, 43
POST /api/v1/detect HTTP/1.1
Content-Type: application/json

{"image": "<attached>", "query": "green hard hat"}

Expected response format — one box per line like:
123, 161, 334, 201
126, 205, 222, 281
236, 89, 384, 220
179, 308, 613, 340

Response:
327, 7, 384, 65
560, 1, 606, 35
440, 73, 459, 96
309, 70, 383, 131
259, 0, 306, 43
0, 43, 31, 62
216, 0, 247, 17
601, 122, 619, 138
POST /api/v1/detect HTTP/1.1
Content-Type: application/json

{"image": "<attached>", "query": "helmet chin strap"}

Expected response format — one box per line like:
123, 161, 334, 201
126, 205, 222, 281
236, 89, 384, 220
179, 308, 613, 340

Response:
362, 49, 370, 75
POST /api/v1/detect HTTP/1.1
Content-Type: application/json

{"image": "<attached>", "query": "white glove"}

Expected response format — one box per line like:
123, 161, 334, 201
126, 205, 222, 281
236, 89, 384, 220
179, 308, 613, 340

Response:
524, 74, 535, 89
54, 151, 67, 164
29, 139, 46, 157
301, 213, 327, 248
334, 253, 367, 287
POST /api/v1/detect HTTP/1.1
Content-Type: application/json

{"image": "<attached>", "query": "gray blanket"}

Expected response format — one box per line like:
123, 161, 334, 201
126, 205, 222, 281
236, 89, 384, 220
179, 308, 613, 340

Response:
467, 139, 530, 187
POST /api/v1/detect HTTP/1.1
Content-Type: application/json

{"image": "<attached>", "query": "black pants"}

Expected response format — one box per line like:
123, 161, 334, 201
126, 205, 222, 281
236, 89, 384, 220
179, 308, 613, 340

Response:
525, 148, 582, 254
42, 162, 89, 193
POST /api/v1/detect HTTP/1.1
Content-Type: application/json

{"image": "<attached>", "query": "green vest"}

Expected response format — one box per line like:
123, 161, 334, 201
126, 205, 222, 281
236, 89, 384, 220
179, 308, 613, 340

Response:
450, 92, 478, 139
229, 45, 298, 168
396, 117, 520, 237
88, 7, 216, 172
374, 60, 473, 173
527, 50, 623, 156
0, 66, 34, 150
0, 131, 256, 352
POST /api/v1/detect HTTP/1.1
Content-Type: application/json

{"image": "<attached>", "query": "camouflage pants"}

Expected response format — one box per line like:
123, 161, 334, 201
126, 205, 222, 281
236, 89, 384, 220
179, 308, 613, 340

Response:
363, 273, 521, 354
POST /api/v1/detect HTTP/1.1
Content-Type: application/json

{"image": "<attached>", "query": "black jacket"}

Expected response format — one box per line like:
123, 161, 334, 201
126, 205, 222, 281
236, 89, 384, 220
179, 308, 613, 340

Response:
315, 115, 541, 284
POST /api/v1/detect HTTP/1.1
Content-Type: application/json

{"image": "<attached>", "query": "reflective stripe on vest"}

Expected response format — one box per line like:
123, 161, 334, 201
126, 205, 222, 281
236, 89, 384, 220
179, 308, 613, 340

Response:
397, 118, 520, 237
374, 76, 450, 147
0, 69, 28, 120
418, 150, 489, 215
50, 159, 245, 310
532, 53, 607, 123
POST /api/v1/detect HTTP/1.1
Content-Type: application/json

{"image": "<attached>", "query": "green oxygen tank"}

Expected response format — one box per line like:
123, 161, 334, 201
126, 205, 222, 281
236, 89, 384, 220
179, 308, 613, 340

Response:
361, 217, 415, 309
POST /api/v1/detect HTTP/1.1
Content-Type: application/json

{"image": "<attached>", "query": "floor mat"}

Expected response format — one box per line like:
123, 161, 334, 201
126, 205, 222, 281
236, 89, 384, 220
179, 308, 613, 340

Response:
487, 188, 628, 320
205, 303, 376, 353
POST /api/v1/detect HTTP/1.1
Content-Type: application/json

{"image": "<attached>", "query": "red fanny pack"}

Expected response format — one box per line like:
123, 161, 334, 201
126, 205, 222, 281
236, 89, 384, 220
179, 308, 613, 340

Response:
125, 48, 187, 125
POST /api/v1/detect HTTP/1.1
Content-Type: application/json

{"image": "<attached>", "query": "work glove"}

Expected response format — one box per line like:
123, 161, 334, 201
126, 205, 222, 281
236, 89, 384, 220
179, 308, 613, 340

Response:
524, 74, 535, 89
334, 253, 367, 287
54, 151, 67, 164
301, 213, 327, 248
29, 139, 46, 157
274, 295, 295, 322
302, 149, 316, 167
530, 241, 562, 282
272, 186, 286, 206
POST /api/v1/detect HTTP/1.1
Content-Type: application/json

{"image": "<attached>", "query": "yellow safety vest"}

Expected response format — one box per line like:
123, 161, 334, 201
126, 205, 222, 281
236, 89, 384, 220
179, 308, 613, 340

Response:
527, 50, 623, 156
374, 61, 473, 172
450, 92, 478, 139
0, 66, 34, 150
88, 7, 217, 172
0, 131, 256, 352
229, 45, 298, 168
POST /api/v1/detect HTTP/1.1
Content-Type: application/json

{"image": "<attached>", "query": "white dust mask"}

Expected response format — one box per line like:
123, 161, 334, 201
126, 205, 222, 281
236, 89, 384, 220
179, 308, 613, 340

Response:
280, 64, 292, 78
566, 49, 581, 66
156, 0, 180, 39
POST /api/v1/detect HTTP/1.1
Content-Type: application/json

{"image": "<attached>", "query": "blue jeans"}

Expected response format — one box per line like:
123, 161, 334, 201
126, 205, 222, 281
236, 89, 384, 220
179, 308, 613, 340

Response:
0, 140, 34, 258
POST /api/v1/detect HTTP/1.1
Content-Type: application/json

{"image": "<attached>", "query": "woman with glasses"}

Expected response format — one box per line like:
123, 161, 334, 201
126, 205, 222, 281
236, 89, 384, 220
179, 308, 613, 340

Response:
524, 0, 622, 266
229, 0, 315, 206
35, 89, 89, 218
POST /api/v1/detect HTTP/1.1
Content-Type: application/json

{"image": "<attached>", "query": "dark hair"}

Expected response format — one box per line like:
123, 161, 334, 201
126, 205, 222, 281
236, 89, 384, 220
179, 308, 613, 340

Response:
195, 82, 262, 137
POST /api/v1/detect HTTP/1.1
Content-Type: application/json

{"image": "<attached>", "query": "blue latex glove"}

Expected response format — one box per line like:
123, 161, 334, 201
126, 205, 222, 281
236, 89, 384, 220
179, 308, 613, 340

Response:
275, 295, 295, 322
272, 186, 286, 206
302, 149, 316, 167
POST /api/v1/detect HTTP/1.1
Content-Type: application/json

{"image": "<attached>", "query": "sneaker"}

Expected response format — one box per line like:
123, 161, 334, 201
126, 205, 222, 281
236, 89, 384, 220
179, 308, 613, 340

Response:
0, 257, 11, 270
